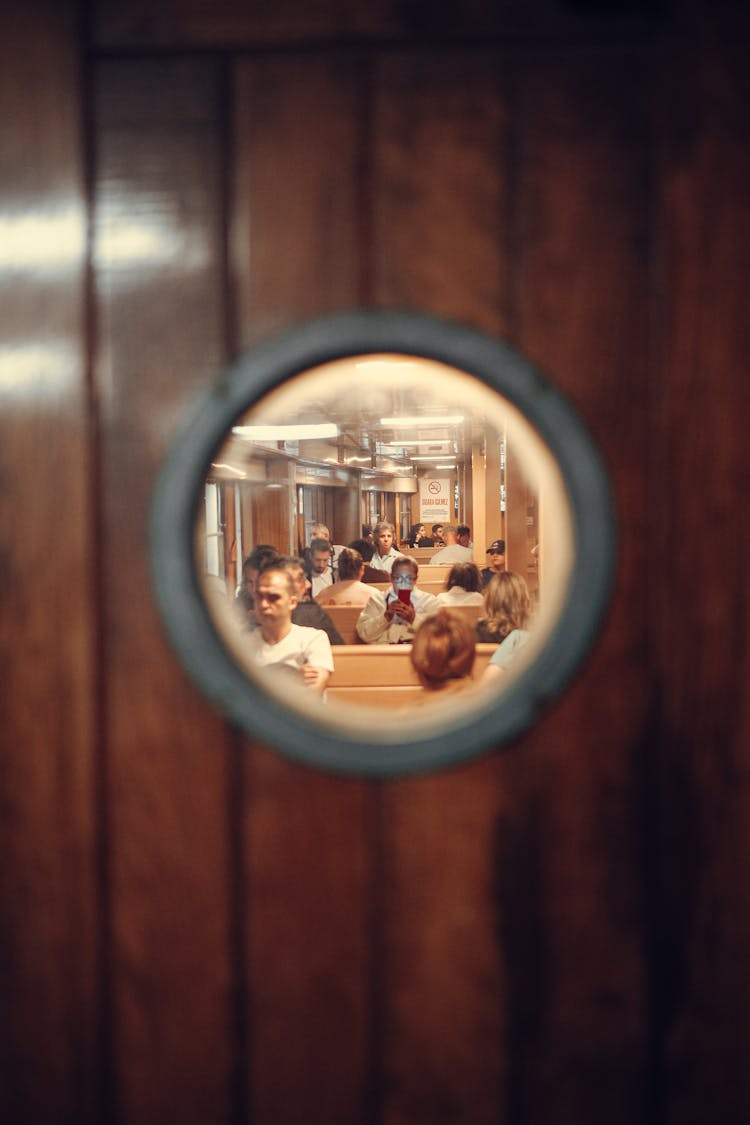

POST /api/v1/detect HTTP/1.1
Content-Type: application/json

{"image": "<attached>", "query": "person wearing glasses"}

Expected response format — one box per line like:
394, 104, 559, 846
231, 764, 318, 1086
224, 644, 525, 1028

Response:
355, 556, 439, 645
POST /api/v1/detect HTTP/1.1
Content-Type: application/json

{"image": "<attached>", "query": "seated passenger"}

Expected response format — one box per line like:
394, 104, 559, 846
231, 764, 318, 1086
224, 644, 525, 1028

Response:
456, 524, 473, 550
408, 522, 427, 548
305, 522, 346, 572
355, 556, 439, 644
368, 520, 406, 574
307, 536, 335, 597
246, 563, 334, 694
435, 562, 485, 606
348, 537, 392, 584
428, 524, 474, 564
476, 569, 532, 650
482, 629, 532, 683
315, 548, 377, 606
480, 539, 506, 588
410, 608, 477, 694
269, 555, 344, 645
235, 543, 279, 629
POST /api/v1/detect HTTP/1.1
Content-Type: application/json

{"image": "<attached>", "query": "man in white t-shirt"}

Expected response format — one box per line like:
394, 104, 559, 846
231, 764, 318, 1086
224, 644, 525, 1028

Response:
428, 525, 474, 564
246, 564, 334, 694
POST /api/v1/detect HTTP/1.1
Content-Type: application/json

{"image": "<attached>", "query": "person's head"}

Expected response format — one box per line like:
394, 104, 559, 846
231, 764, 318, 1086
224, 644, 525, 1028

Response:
410, 609, 477, 690
242, 544, 279, 602
390, 556, 418, 592
431, 523, 444, 543
440, 524, 459, 545
446, 562, 482, 593
373, 520, 395, 556
410, 522, 425, 539
253, 565, 298, 631
361, 525, 373, 543
348, 537, 375, 563
457, 525, 471, 548
309, 537, 332, 575
483, 570, 531, 639
270, 555, 311, 602
336, 547, 364, 582
310, 523, 330, 542
486, 539, 506, 571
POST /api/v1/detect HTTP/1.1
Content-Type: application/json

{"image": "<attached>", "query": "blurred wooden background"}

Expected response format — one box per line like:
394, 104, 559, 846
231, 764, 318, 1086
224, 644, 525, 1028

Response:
1, 0, 749, 1122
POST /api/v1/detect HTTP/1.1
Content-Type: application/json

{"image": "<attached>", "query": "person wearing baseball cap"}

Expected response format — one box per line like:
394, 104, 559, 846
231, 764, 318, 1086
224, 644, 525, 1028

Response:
480, 539, 506, 588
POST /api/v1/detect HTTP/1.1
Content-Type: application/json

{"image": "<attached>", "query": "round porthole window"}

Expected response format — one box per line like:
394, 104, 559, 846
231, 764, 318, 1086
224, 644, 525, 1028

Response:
150, 310, 615, 775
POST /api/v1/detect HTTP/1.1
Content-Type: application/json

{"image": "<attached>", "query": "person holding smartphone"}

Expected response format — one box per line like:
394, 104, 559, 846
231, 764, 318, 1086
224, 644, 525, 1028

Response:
355, 557, 440, 645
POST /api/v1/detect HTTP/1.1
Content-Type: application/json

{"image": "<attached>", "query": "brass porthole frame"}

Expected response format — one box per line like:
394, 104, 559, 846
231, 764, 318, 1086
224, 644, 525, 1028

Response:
150, 310, 616, 776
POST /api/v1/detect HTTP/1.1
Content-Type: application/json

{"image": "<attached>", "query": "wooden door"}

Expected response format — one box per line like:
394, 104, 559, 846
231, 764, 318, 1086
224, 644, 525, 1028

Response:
3, 2, 750, 1123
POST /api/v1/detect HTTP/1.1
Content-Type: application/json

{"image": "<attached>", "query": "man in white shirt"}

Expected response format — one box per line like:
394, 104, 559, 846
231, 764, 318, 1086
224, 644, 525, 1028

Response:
356, 557, 439, 644
246, 564, 334, 694
428, 525, 474, 564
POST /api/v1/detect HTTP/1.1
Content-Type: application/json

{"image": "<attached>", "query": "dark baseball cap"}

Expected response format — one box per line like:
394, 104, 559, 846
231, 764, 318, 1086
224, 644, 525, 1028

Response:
486, 539, 506, 553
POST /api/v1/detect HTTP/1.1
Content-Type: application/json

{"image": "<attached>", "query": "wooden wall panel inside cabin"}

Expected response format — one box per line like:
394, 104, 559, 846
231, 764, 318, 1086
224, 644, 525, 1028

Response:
655, 39, 750, 1120
507, 51, 652, 1123
2, 2, 750, 1124
93, 59, 236, 1125
0, 4, 99, 1123
231, 55, 377, 1125
371, 52, 510, 1125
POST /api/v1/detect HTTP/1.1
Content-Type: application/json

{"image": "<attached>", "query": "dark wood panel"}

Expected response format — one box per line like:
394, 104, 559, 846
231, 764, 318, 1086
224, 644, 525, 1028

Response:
0, 4, 100, 1122
233, 54, 363, 348
94, 59, 236, 1125
372, 53, 509, 1124
373, 52, 508, 332
231, 56, 377, 1125
92, 0, 665, 50
507, 52, 653, 1123
656, 36, 750, 1123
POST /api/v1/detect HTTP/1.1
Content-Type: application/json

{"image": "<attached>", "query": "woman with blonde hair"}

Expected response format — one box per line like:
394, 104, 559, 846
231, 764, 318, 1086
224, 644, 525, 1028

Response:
477, 570, 533, 681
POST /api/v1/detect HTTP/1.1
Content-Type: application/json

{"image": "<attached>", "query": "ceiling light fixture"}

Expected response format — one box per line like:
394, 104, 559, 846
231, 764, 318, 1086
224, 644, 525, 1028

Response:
232, 423, 338, 441
379, 415, 464, 427
410, 455, 457, 463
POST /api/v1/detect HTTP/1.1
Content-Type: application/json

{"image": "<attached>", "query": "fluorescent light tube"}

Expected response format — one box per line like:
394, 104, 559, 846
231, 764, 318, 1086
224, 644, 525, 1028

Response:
232, 424, 338, 441
379, 415, 464, 426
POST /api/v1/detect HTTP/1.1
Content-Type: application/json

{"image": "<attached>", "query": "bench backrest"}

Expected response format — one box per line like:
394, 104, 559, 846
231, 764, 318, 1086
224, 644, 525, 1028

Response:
320, 603, 366, 644
325, 600, 485, 643
329, 642, 498, 688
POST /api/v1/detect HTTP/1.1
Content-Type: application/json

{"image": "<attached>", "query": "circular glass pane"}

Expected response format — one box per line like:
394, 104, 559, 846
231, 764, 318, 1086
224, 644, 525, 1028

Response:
150, 311, 615, 775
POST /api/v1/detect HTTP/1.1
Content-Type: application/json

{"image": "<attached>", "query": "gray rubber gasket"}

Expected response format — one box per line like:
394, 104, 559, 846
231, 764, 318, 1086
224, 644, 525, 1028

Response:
150, 310, 616, 776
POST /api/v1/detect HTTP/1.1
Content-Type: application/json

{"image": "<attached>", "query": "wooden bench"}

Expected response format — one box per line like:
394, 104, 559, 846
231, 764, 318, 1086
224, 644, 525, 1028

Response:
324, 600, 484, 643
317, 603, 366, 644
328, 643, 498, 687
326, 643, 499, 710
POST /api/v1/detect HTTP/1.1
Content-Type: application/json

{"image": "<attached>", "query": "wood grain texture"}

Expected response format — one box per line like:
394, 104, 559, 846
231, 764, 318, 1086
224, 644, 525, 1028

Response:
231, 55, 377, 1125
3, 3, 750, 1123
372, 52, 509, 1124
504, 52, 653, 1123
94, 60, 236, 1125
372, 51, 508, 331
655, 33, 750, 1123
0, 3, 99, 1121
232, 54, 363, 348
92, 0, 663, 50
